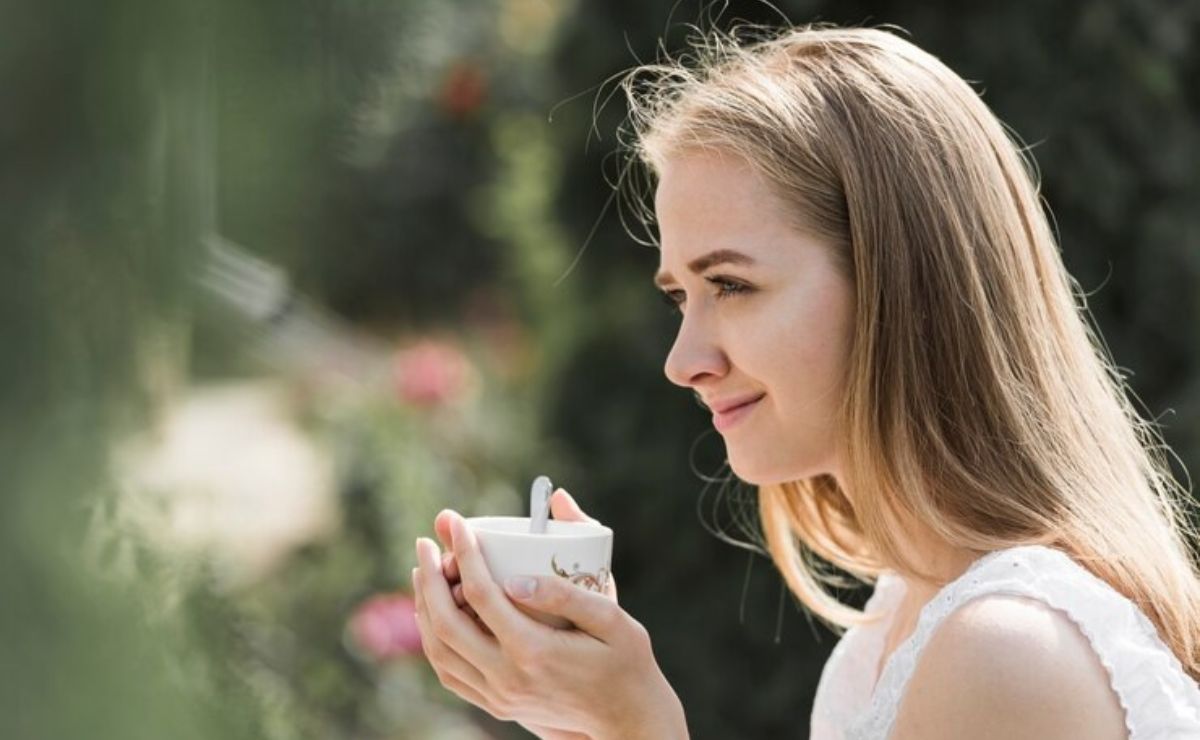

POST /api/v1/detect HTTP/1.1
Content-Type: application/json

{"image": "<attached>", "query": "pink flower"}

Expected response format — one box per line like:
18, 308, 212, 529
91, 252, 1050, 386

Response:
439, 60, 487, 119
347, 592, 423, 661
392, 339, 472, 407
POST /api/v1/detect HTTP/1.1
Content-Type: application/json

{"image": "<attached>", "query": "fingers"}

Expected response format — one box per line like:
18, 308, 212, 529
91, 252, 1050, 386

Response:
414, 537, 502, 669
549, 489, 597, 524
436, 511, 462, 583
434, 510, 456, 551
443, 551, 461, 584
436, 538, 469, 617
410, 567, 492, 698
446, 514, 543, 648
411, 575, 504, 721
500, 572, 629, 644
442, 579, 490, 635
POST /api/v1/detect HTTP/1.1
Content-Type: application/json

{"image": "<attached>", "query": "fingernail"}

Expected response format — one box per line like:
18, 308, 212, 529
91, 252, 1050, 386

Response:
505, 576, 537, 599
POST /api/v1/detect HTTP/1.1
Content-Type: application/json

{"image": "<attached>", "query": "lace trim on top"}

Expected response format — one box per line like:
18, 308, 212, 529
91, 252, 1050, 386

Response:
845, 545, 1200, 740
810, 570, 907, 739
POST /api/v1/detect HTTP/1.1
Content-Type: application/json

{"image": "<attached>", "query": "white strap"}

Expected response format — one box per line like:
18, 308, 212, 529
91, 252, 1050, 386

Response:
848, 545, 1200, 740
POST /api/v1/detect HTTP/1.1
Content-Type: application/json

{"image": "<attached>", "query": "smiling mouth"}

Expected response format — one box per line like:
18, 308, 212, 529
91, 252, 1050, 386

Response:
712, 394, 765, 432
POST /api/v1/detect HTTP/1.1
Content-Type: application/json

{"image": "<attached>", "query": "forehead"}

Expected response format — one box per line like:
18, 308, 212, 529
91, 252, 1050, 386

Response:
652, 150, 793, 278
654, 150, 778, 227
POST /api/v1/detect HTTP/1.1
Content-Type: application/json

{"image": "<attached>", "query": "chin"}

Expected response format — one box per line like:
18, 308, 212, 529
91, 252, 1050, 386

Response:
726, 446, 835, 487
726, 455, 794, 486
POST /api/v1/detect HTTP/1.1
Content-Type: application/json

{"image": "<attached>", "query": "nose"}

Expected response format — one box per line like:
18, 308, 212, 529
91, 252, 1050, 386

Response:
663, 314, 729, 389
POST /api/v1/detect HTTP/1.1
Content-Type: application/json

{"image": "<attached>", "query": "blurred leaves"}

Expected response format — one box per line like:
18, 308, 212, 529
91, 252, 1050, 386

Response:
3, 0, 1197, 739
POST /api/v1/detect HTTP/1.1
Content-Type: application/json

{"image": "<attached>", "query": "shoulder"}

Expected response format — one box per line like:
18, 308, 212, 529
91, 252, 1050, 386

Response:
889, 593, 1128, 740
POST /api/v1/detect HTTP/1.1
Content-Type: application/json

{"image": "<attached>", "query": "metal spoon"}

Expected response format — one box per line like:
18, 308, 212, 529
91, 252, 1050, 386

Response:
528, 475, 553, 534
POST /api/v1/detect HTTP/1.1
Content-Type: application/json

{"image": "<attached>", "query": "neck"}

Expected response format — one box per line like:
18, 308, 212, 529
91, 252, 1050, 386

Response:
831, 471, 982, 610
891, 518, 981, 614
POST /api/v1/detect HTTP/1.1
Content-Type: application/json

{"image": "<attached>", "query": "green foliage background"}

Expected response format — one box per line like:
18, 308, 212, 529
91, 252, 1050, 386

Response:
2, 0, 1196, 738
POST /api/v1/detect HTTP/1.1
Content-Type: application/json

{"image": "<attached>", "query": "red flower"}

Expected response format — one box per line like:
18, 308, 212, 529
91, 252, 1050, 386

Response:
392, 339, 472, 407
347, 592, 423, 661
439, 61, 487, 119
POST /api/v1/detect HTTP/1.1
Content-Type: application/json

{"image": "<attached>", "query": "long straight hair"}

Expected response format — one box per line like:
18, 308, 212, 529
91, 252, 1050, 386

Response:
621, 24, 1200, 679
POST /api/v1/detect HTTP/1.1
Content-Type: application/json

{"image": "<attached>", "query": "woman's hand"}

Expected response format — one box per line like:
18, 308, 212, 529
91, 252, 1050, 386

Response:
435, 490, 605, 738
435, 490, 617, 638
411, 490, 687, 740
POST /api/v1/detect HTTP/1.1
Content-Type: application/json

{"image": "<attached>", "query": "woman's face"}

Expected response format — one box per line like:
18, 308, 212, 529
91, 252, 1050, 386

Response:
653, 150, 855, 484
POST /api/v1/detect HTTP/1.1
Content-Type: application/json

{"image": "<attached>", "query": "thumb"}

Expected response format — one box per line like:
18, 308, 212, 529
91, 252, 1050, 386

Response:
549, 488, 597, 524
504, 573, 627, 642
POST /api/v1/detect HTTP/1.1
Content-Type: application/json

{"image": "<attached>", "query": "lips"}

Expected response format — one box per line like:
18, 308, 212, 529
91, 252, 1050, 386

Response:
707, 393, 766, 415
710, 393, 765, 432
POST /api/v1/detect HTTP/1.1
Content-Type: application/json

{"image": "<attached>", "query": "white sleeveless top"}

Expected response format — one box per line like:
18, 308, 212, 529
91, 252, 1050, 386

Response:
810, 545, 1200, 739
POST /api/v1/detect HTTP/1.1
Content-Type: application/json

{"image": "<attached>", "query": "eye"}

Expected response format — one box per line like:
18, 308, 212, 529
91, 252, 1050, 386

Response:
709, 276, 749, 299
657, 276, 751, 316
658, 289, 685, 315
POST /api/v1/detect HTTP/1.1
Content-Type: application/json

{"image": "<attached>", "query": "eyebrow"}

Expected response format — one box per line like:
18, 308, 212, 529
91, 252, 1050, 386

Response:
653, 249, 757, 289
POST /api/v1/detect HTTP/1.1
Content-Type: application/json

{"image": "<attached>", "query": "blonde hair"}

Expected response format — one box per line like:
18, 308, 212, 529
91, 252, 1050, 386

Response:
620, 23, 1200, 679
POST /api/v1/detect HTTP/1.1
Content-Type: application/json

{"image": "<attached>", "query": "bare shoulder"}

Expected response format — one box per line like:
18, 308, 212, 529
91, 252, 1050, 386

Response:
889, 594, 1128, 740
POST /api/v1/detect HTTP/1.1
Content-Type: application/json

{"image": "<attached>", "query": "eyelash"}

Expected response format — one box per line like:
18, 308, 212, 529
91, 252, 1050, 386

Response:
658, 277, 750, 315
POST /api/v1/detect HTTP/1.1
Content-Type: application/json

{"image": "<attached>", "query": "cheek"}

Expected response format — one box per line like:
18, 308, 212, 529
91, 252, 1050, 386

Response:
768, 288, 853, 412
721, 280, 853, 484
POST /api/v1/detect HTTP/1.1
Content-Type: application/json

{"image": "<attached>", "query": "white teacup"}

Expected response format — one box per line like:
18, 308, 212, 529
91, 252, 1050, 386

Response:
466, 516, 613, 630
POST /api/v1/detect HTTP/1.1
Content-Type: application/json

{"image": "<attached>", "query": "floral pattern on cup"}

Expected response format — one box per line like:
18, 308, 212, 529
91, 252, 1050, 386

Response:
550, 554, 610, 593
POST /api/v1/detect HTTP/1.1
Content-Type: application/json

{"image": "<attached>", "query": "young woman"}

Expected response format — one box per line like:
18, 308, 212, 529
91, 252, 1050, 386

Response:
411, 24, 1200, 739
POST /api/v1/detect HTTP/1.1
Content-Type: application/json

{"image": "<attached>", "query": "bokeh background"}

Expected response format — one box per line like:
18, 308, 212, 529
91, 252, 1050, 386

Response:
3, 0, 1198, 738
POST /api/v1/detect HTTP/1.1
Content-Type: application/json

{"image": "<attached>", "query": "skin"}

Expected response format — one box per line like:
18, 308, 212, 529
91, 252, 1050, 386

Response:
652, 149, 983, 690
890, 595, 1128, 739
656, 150, 1126, 736
654, 149, 854, 485
419, 148, 1098, 735
412, 491, 686, 739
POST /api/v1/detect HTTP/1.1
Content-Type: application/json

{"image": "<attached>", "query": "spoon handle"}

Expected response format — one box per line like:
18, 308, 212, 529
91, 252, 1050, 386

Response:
528, 475, 554, 534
